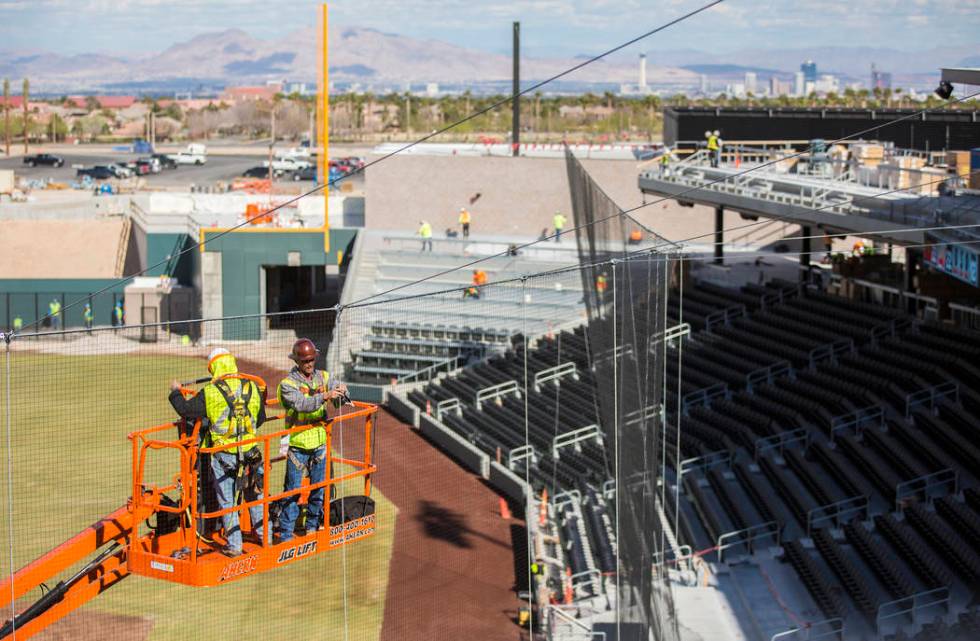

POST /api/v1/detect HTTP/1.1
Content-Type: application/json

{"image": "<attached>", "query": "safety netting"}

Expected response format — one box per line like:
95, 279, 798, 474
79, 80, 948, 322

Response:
1, 157, 683, 641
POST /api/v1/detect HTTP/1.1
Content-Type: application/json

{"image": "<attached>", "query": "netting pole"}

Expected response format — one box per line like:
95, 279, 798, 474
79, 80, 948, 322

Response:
3, 333, 14, 641
520, 276, 534, 640
674, 258, 683, 558
611, 260, 621, 641
338, 308, 352, 641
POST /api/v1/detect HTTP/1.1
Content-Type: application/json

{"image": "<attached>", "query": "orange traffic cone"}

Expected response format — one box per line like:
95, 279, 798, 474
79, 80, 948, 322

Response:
499, 497, 512, 520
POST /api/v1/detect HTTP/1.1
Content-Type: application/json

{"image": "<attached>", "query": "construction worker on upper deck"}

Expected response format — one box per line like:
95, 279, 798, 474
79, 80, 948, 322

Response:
417, 220, 433, 252
553, 211, 567, 242
458, 207, 472, 238
276, 338, 349, 543
169, 348, 268, 557
706, 130, 720, 168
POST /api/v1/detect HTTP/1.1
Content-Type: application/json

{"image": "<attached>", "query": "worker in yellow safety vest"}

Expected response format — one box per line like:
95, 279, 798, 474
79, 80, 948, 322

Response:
169, 348, 268, 556
48, 299, 61, 331
658, 146, 673, 176
418, 220, 433, 252
553, 211, 567, 242
458, 207, 472, 238
706, 130, 720, 167
275, 338, 349, 542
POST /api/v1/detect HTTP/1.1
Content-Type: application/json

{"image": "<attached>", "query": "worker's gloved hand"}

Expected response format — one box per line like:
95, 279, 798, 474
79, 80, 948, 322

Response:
170, 379, 181, 392
328, 383, 351, 407
279, 436, 290, 458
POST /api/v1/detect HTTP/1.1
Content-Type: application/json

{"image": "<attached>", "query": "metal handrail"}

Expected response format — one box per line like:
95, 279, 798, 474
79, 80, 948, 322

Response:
508, 444, 537, 471
679, 450, 732, 477
705, 305, 748, 333
475, 380, 522, 410
649, 322, 691, 348
553, 424, 602, 459
905, 381, 959, 419
806, 495, 868, 537
770, 617, 844, 641
397, 355, 463, 384
435, 397, 462, 421
534, 362, 579, 392
808, 339, 854, 370
829, 404, 883, 444
682, 382, 729, 414
876, 587, 950, 636
717, 521, 780, 563
746, 360, 794, 393
754, 428, 810, 461
895, 468, 957, 512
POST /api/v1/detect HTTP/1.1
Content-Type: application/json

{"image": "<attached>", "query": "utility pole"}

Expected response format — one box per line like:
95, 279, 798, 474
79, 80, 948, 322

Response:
512, 21, 520, 157
22, 78, 29, 154
267, 102, 276, 194
405, 92, 411, 135
3, 78, 9, 156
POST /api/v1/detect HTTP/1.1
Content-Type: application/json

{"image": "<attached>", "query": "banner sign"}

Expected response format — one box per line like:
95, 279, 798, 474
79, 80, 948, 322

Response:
923, 237, 979, 288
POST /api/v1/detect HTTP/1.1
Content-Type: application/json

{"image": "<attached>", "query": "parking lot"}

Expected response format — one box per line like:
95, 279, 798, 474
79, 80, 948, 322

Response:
0, 149, 365, 190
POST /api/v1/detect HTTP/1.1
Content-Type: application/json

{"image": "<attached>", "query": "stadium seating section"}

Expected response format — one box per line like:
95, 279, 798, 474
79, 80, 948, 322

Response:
398, 279, 980, 638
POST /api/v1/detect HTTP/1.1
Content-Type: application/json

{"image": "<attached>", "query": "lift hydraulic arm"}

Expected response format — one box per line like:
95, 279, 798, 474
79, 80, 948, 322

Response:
0, 503, 150, 640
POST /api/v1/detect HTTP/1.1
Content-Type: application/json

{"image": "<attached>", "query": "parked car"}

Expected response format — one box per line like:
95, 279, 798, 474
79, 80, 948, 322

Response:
169, 151, 206, 165
291, 166, 317, 182
76, 166, 115, 180
282, 146, 312, 160
137, 157, 161, 173
264, 156, 311, 172
341, 156, 365, 171
151, 153, 177, 170
242, 166, 282, 178
106, 163, 134, 178
23, 153, 65, 168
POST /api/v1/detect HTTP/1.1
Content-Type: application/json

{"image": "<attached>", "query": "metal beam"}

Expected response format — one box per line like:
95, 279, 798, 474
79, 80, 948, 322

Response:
714, 206, 724, 265
941, 68, 980, 86
512, 22, 520, 157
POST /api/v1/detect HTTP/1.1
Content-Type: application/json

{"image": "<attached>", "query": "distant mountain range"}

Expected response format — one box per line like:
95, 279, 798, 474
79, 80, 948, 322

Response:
0, 27, 695, 93
0, 26, 975, 94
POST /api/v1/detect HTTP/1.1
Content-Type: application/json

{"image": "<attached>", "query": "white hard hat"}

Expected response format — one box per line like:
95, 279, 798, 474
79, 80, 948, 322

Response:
208, 347, 230, 362
459, 207, 466, 211
713, 130, 720, 136
704, 131, 711, 137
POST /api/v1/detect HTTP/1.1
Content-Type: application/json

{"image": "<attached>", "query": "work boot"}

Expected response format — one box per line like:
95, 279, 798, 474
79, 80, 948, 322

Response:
242, 532, 264, 546
221, 546, 243, 558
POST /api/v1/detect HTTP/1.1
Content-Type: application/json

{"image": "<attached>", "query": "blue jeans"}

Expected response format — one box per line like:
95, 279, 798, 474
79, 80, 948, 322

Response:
277, 445, 326, 540
210, 450, 265, 551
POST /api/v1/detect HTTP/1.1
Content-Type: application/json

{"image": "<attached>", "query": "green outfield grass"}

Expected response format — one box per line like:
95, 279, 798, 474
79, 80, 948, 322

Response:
0, 352, 395, 641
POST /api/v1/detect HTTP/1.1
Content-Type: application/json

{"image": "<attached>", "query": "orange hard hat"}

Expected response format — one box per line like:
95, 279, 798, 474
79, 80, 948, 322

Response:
290, 338, 319, 363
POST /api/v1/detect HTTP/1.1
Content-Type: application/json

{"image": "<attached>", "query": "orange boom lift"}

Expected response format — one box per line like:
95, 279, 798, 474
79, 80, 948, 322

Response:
0, 374, 379, 640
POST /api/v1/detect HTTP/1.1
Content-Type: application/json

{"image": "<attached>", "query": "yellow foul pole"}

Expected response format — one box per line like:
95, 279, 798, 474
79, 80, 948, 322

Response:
319, 2, 330, 252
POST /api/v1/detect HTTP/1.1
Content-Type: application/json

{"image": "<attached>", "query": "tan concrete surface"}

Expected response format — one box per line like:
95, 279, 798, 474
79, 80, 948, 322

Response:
364, 154, 764, 247
0, 218, 126, 278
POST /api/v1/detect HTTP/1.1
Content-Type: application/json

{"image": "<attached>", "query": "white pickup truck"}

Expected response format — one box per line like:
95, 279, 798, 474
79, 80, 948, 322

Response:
169, 143, 207, 166
263, 156, 312, 172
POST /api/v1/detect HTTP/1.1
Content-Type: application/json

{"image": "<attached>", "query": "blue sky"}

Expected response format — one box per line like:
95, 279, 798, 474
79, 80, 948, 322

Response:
0, 0, 977, 57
